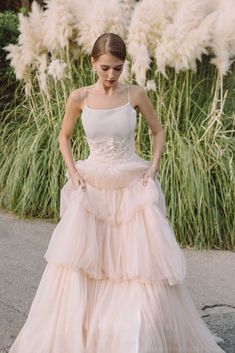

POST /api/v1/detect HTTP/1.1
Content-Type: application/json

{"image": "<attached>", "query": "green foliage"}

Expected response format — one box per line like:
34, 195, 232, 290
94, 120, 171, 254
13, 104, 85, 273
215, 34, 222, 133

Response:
0, 10, 19, 71
0, 11, 18, 42
0, 10, 19, 114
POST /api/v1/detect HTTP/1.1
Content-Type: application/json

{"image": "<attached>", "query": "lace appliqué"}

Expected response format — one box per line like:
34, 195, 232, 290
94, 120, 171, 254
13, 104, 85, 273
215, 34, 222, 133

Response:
85, 135, 140, 164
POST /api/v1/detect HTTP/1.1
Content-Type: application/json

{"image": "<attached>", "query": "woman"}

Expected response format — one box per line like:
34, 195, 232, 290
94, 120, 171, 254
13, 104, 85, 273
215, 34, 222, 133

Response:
9, 33, 226, 353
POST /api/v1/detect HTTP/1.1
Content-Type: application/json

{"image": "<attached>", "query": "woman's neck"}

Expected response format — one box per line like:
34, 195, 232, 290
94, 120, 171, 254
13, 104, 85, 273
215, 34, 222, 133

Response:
94, 80, 120, 95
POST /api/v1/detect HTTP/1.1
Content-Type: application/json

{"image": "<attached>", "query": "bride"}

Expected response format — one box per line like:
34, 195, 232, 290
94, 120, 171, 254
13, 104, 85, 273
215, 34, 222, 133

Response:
8, 32, 226, 353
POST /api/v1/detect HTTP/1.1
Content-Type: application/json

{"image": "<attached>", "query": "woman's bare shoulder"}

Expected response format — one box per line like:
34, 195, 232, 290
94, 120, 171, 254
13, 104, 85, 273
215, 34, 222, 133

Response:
129, 84, 146, 109
67, 86, 90, 111
129, 83, 145, 94
68, 87, 85, 100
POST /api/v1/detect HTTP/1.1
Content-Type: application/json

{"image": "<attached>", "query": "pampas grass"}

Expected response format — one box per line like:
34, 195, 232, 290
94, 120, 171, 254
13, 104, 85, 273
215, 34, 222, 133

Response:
48, 59, 68, 81
5, 0, 235, 87
209, 0, 235, 76
43, 0, 75, 53
127, 0, 167, 85
4, 1, 46, 92
155, 0, 217, 77
4, 44, 27, 80
146, 79, 156, 91
74, 0, 132, 55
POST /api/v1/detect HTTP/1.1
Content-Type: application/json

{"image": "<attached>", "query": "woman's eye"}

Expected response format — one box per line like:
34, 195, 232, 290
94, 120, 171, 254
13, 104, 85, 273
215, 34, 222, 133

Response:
102, 68, 122, 71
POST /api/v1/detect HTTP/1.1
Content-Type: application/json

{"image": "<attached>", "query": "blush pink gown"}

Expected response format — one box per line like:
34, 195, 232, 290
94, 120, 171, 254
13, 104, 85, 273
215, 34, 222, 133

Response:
8, 85, 226, 353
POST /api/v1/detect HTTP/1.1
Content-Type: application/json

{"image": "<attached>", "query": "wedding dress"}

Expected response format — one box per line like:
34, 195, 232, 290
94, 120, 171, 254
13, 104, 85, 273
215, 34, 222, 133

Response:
8, 84, 226, 353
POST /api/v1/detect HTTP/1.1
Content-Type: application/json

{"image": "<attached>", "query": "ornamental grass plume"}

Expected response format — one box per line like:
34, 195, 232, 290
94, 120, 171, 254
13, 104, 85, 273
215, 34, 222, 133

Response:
37, 53, 48, 93
26, 1, 45, 54
75, 0, 132, 55
146, 79, 156, 91
196, 0, 235, 134
43, 0, 76, 53
130, 44, 151, 86
120, 0, 136, 14
119, 58, 130, 83
155, 0, 217, 77
4, 1, 45, 82
208, 0, 235, 76
163, 0, 179, 22
17, 1, 45, 65
119, 0, 136, 29
127, 0, 174, 85
70, 0, 100, 55
4, 44, 27, 80
48, 59, 68, 81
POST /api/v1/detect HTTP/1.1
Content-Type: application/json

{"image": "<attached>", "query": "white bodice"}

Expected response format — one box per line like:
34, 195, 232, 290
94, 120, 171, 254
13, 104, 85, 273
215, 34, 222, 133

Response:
81, 87, 140, 164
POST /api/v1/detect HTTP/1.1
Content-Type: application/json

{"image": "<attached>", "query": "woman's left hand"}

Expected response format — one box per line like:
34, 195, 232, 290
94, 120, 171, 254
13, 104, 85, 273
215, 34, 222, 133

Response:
142, 167, 158, 186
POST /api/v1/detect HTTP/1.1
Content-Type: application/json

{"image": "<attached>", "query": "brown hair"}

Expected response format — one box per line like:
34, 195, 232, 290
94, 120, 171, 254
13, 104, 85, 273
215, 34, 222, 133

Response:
91, 33, 126, 62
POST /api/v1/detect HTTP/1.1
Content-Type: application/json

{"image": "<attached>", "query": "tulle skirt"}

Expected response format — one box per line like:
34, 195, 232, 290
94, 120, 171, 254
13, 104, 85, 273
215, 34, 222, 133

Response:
8, 157, 226, 353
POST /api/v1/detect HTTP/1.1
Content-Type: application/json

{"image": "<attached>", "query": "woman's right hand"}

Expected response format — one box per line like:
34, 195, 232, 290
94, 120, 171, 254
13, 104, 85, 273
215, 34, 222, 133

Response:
69, 170, 86, 191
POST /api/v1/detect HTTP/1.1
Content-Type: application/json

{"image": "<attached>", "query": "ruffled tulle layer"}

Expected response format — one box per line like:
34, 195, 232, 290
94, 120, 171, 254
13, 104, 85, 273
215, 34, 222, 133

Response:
44, 159, 186, 286
65, 157, 151, 189
9, 263, 225, 353
8, 157, 226, 353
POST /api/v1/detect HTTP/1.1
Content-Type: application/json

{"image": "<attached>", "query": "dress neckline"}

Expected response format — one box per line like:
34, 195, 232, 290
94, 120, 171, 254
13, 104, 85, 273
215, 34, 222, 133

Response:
83, 101, 136, 113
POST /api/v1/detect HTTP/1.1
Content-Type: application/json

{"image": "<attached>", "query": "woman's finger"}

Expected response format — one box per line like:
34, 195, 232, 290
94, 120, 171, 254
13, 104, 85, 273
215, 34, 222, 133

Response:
81, 183, 86, 191
79, 177, 86, 191
71, 179, 79, 190
143, 174, 149, 186
70, 173, 85, 191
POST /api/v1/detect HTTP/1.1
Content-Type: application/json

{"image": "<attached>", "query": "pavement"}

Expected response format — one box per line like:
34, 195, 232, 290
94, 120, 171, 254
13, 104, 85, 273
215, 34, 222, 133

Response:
0, 210, 234, 353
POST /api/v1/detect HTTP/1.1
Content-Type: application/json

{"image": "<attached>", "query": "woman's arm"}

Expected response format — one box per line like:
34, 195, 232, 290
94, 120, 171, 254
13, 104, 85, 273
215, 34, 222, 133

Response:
134, 85, 164, 177
58, 88, 83, 178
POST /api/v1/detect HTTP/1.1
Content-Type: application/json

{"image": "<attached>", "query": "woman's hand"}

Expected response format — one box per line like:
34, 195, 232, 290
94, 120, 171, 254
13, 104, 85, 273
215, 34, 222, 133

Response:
69, 170, 86, 191
142, 167, 158, 186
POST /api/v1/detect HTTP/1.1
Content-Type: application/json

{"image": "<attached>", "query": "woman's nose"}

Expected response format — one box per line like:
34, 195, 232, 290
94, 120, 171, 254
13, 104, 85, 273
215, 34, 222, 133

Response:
108, 69, 115, 78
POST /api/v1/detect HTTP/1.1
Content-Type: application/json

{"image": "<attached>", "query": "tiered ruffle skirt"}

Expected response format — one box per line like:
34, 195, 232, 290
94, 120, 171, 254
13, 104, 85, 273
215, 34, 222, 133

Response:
9, 158, 226, 353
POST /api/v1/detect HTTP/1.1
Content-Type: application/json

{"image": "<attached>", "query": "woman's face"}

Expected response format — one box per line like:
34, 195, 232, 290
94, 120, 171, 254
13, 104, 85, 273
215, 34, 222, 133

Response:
91, 53, 124, 86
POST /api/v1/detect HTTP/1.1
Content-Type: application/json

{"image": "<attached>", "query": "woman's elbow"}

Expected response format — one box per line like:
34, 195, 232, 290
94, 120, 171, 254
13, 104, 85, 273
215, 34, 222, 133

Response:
58, 130, 71, 142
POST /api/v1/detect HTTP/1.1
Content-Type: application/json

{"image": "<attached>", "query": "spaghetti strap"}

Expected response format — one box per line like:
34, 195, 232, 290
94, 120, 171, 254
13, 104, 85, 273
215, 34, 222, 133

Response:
83, 87, 86, 106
